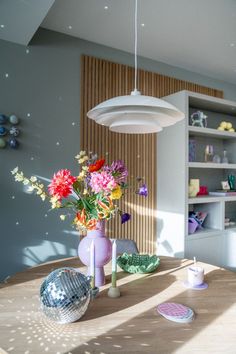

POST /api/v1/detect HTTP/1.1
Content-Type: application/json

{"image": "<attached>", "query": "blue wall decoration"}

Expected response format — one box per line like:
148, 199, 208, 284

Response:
0, 113, 20, 149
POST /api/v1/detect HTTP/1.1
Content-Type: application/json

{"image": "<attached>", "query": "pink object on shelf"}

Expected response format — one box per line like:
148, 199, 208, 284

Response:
188, 217, 199, 234
197, 186, 208, 196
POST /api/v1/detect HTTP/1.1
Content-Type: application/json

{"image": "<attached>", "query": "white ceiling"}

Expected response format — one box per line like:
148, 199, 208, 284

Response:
0, 0, 55, 45
41, 0, 236, 85
0, 0, 236, 85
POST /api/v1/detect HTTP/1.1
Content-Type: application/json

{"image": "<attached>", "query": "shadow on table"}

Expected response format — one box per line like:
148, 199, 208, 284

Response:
70, 267, 236, 354
0, 257, 85, 288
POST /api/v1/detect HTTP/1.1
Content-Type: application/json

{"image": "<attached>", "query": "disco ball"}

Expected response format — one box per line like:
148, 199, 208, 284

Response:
40, 267, 91, 324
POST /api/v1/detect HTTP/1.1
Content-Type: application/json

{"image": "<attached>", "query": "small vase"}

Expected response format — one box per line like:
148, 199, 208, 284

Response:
78, 221, 112, 287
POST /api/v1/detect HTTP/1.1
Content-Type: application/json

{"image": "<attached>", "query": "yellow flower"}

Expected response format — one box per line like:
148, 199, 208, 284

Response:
11, 167, 19, 175
110, 186, 122, 200
83, 189, 88, 195
30, 176, 37, 182
50, 196, 61, 209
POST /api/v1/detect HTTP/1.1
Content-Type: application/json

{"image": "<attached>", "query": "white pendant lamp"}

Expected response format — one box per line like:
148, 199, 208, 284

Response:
87, 0, 184, 134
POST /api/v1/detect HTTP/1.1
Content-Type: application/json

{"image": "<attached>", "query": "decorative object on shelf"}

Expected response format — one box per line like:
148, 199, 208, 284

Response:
213, 154, 221, 163
222, 150, 229, 164
108, 240, 121, 298
225, 217, 236, 227
12, 152, 147, 286
188, 217, 199, 234
188, 211, 208, 234
0, 114, 7, 124
188, 179, 200, 197
217, 121, 235, 132
209, 190, 236, 196
117, 253, 160, 273
87, 0, 184, 134
40, 267, 91, 324
189, 139, 196, 162
9, 114, 19, 125
204, 144, 214, 162
9, 126, 20, 137
221, 181, 230, 190
78, 220, 112, 287
190, 111, 207, 127
157, 302, 195, 323
228, 174, 235, 190
197, 185, 208, 196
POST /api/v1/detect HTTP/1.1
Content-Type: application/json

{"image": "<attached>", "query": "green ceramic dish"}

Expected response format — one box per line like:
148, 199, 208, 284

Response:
117, 253, 160, 274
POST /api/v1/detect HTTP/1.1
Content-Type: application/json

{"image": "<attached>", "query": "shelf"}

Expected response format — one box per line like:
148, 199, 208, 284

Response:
188, 126, 236, 139
186, 228, 222, 239
189, 195, 236, 204
188, 162, 236, 169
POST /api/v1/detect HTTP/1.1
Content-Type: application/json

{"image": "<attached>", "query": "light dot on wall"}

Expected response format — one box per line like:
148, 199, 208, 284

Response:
26, 49, 30, 54
230, 43, 235, 47
11, 196, 15, 199
137, 155, 140, 158
45, 232, 49, 236
27, 113, 31, 118
5, 73, 9, 78
0, 24, 5, 28
68, 25, 72, 30
72, 122, 75, 126
105, 152, 109, 155
141, 23, 145, 27
56, 142, 60, 146
16, 221, 19, 225
104, 6, 108, 10
44, 214, 48, 218
30, 157, 34, 161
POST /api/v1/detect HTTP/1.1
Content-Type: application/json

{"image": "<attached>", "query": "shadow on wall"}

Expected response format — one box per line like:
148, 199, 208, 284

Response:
1, 186, 79, 282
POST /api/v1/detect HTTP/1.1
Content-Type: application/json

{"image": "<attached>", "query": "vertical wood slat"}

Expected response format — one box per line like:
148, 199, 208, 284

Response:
80, 55, 223, 254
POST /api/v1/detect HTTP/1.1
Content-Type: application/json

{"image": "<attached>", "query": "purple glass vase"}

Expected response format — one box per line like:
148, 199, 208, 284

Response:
78, 220, 112, 287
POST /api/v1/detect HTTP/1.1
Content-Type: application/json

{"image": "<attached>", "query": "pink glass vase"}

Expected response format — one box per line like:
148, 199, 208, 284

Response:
78, 220, 112, 287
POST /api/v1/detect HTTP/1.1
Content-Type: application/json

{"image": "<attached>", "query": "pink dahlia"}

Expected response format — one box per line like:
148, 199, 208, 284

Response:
48, 169, 76, 199
90, 171, 117, 194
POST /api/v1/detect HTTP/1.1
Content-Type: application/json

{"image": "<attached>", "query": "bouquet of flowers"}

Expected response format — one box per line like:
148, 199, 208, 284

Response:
11, 151, 148, 231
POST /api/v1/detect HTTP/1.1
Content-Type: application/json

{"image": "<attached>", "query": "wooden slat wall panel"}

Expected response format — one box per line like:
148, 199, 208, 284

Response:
80, 55, 223, 254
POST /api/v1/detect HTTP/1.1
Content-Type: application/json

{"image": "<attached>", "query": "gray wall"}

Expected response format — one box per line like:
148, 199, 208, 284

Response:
1, 28, 236, 281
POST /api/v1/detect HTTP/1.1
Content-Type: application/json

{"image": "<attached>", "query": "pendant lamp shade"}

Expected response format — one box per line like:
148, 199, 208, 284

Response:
86, 0, 184, 134
87, 90, 184, 134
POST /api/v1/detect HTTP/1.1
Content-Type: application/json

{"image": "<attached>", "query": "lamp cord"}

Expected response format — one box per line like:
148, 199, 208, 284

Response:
134, 0, 138, 92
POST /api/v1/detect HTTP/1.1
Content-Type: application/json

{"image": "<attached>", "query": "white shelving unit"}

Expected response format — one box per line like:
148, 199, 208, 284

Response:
157, 90, 236, 270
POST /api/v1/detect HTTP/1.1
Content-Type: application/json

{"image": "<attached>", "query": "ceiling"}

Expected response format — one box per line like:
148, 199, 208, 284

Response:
1, 0, 236, 85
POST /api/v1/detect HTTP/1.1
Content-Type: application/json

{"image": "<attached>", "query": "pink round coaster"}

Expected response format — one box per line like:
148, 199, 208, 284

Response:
157, 302, 189, 318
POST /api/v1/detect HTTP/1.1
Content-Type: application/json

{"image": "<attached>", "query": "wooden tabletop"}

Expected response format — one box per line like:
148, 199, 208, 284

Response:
0, 256, 236, 354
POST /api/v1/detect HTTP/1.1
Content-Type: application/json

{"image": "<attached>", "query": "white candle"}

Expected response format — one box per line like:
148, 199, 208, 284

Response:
90, 240, 95, 277
188, 266, 204, 286
112, 240, 117, 272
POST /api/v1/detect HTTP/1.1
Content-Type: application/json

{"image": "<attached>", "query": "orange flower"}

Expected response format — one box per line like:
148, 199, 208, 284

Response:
74, 209, 97, 230
88, 159, 105, 172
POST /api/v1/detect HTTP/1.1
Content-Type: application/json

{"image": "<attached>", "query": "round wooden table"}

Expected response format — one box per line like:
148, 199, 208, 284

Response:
0, 256, 236, 354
